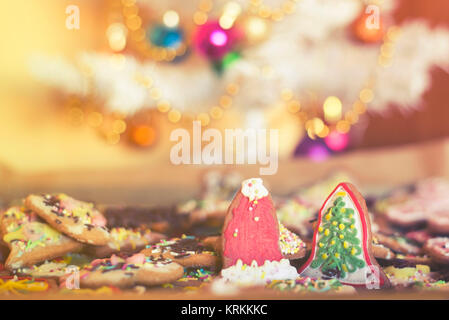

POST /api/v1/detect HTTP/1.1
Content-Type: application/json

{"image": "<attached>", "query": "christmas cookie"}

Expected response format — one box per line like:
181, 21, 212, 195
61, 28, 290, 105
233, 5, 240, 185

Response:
15, 254, 91, 278
384, 264, 433, 288
200, 224, 306, 261
0, 207, 83, 270
279, 223, 306, 259
299, 182, 390, 288
141, 235, 218, 268
267, 277, 356, 294
276, 198, 315, 237
374, 233, 421, 255
72, 253, 184, 288
85, 227, 166, 258
428, 211, 449, 234
162, 267, 216, 290
222, 178, 284, 268
384, 199, 428, 228
372, 243, 395, 260
25, 194, 110, 246
103, 205, 191, 236
424, 237, 449, 264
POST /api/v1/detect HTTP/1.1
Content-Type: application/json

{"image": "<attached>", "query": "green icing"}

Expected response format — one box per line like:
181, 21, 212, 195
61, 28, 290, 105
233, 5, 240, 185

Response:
310, 196, 365, 278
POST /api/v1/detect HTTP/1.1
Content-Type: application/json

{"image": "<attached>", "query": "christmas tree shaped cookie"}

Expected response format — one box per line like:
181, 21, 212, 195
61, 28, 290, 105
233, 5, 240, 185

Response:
222, 178, 284, 268
299, 183, 390, 288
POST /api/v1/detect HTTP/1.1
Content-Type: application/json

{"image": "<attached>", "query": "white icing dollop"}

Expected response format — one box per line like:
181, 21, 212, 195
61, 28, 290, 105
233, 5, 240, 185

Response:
241, 178, 269, 201
220, 259, 299, 286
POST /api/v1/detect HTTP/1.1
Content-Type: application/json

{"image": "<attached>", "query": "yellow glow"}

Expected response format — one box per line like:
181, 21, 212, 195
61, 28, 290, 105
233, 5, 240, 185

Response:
168, 110, 181, 123
126, 15, 142, 31
381, 43, 394, 58
316, 125, 330, 138
163, 10, 180, 28
323, 96, 342, 122
281, 89, 293, 101
210, 106, 224, 119
157, 100, 171, 113
150, 88, 162, 100
197, 113, 210, 126
193, 11, 208, 25
353, 100, 366, 114
219, 15, 236, 29
87, 112, 103, 128
336, 120, 351, 134
198, 0, 213, 12
345, 110, 359, 124
112, 120, 127, 134
224, 2, 242, 17
359, 88, 374, 103
245, 16, 268, 42
226, 83, 239, 95
106, 23, 127, 52
219, 95, 232, 108
287, 100, 300, 113
258, 5, 272, 18
106, 133, 121, 145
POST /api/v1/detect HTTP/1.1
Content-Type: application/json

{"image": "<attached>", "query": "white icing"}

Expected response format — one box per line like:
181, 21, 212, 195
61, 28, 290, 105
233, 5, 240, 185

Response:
220, 259, 298, 286
241, 178, 269, 201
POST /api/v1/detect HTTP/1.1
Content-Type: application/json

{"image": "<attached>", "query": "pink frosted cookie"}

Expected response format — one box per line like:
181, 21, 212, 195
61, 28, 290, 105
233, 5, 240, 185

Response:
424, 237, 449, 264
222, 178, 283, 269
25, 194, 110, 246
299, 182, 390, 288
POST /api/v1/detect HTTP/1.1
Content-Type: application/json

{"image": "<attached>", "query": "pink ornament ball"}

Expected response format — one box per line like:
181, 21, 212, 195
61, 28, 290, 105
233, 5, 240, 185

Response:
193, 20, 242, 60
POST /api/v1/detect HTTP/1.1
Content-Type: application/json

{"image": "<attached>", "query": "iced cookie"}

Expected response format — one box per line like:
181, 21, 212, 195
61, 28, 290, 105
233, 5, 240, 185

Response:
15, 254, 91, 278
428, 211, 449, 235
85, 227, 166, 258
25, 194, 110, 246
299, 182, 390, 288
222, 178, 283, 268
384, 264, 433, 288
73, 253, 184, 288
103, 205, 191, 236
374, 233, 421, 255
279, 223, 306, 259
0, 207, 83, 270
424, 237, 449, 265
267, 277, 356, 295
162, 267, 216, 290
141, 235, 218, 268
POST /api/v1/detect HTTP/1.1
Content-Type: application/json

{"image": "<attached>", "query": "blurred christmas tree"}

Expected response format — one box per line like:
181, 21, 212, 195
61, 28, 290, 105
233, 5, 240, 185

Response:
31, 0, 449, 156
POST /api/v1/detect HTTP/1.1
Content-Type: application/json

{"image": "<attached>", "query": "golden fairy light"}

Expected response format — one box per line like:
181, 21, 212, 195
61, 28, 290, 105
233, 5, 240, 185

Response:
219, 2, 242, 29
163, 10, 180, 28
244, 16, 268, 42
106, 23, 128, 52
323, 96, 342, 122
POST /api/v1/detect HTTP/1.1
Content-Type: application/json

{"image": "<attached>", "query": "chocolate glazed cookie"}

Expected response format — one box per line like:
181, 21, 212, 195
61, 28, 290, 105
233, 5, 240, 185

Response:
141, 236, 219, 268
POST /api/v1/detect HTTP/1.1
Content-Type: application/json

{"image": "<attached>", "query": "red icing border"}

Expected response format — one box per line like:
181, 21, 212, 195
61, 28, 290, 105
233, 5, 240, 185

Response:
298, 183, 383, 287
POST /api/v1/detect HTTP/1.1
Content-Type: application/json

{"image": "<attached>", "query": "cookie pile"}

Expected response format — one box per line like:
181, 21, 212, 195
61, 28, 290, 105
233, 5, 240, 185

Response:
1, 175, 449, 297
